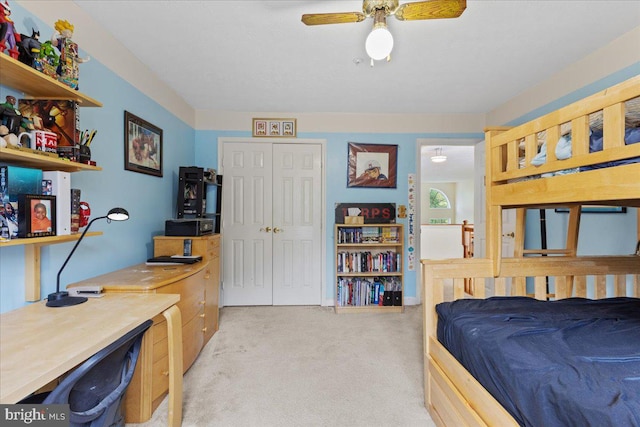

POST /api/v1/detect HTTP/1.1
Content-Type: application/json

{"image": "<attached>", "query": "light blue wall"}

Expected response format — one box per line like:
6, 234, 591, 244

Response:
0, 3, 195, 313
194, 130, 481, 302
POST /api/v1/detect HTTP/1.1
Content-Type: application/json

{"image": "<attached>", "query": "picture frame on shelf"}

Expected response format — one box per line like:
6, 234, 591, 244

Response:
124, 111, 163, 177
252, 118, 297, 138
17, 194, 57, 238
347, 142, 398, 188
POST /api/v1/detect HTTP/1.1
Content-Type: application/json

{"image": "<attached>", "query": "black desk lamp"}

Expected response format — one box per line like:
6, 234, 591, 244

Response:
47, 207, 129, 308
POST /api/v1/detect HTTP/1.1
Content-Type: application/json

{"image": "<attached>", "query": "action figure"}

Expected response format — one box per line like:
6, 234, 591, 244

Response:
0, 95, 23, 135
50, 19, 90, 89
18, 29, 41, 67
0, 0, 20, 59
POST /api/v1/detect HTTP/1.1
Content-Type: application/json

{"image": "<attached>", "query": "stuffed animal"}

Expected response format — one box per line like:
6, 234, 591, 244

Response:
0, 125, 7, 148
0, 124, 18, 147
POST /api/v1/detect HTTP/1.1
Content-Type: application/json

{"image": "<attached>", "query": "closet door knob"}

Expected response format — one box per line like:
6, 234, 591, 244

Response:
274, 227, 283, 233
261, 227, 272, 233
502, 232, 515, 238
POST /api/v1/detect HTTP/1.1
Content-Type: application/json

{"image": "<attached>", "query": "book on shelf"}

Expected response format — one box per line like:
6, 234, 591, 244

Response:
18, 99, 80, 161
70, 188, 81, 234
381, 226, 399, 243
337, 250, 400, 273
336, 276, 401, 307
43, 171, 71, 235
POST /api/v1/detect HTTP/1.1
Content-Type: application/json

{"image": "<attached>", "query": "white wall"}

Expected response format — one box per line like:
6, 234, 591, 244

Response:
421, 225, 464, 260
455, 180, 474, 223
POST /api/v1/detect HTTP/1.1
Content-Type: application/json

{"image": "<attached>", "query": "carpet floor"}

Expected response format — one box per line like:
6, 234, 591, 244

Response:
128, 305, 435, 427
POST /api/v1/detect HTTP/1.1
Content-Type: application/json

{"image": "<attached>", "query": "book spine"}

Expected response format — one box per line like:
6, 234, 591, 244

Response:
70, 188, 81, 233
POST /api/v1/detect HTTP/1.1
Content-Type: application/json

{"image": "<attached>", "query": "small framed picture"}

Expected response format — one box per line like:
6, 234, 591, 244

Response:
253, 119, 267, 136
124, 111, 163, 177
17, 194, 57, 238
252, 118, 296, 138
268, 121, 281, 136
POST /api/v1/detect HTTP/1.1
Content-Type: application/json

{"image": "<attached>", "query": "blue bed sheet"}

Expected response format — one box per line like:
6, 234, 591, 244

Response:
436, 297, 640, 427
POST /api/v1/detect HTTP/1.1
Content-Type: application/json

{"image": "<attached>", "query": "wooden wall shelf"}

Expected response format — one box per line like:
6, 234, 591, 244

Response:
0, 147, 102, 172
0, 55, 102, 107
1, 52, 104, 304
0, 232, 103, 302
0, 231, 102, 248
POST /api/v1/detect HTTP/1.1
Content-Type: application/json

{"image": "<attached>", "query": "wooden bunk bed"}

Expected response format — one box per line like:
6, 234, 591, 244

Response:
485, 75, 640, 276
422, 75, 640, 427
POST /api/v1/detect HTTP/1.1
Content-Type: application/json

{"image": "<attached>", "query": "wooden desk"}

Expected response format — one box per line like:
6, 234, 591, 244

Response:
67, 262, 216, 423
0, 293, 183, 427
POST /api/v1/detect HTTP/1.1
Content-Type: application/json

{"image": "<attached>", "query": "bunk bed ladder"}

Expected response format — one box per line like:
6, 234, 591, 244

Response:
514, 205, 581, 299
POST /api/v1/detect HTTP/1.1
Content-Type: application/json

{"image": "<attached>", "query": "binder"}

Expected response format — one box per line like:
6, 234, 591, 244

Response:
43, 171, 71, 235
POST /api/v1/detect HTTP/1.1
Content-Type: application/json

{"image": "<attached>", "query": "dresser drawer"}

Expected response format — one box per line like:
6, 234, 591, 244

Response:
151, 353, 169, 403
182, 314, 205, 371
157, 268, 205, 324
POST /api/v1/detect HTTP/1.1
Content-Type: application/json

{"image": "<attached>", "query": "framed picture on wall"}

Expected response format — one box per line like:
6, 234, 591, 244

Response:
124, 111, 163, 177
347, 142, 398, 188
252, 118, 297, 138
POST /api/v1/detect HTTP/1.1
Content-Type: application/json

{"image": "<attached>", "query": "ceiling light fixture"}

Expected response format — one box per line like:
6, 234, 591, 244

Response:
431, 148, 447, 163
365, 8, 393, 63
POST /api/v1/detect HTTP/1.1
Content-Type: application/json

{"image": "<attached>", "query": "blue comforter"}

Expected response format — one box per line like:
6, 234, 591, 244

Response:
436, 297, 640, 427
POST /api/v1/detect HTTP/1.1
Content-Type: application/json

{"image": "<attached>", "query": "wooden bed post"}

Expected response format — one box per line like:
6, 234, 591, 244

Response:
484, 127, 511, 277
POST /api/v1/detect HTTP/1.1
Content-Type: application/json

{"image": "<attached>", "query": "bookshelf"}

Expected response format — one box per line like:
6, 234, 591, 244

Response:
0, 54, 102, 301
335, 223, 404, 313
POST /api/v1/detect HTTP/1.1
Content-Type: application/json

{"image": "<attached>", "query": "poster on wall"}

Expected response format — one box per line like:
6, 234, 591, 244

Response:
407, 173, 416, 271
347, 143, 398, 188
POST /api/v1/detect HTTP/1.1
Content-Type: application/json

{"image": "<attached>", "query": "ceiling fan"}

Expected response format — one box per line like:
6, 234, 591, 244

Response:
302, 0, 466, 62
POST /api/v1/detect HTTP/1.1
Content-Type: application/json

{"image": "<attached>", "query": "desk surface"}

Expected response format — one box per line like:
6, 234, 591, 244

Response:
68, 262, 206, 292
0, 293, 179, 403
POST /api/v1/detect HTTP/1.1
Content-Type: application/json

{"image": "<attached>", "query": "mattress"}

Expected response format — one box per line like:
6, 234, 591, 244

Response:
436, 297, 640, 427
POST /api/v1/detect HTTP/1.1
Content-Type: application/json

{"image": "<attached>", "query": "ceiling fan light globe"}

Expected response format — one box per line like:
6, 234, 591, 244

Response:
365, 27, 393, 61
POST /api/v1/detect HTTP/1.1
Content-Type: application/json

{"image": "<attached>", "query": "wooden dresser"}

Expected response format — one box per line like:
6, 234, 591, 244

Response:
67, 234, 220, 423
153, 234, 221, 341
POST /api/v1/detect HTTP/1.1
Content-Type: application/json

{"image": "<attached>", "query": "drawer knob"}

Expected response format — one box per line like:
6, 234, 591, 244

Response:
202, 327, 207, 332
200, 300, 206, 305
162, 371, 169, 376
199, 313, 205, 318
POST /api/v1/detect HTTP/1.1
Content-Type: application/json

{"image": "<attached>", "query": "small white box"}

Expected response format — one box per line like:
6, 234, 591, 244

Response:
43, 171, 71, 235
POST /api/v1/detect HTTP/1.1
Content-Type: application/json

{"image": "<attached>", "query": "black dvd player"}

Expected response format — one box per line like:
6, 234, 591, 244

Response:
165, 218, 214, 236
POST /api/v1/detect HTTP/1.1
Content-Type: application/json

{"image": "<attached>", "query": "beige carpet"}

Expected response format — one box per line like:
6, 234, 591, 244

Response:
129, 305, 435, 427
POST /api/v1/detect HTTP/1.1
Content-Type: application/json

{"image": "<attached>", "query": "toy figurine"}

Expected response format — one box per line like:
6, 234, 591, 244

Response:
50, 19, 90, 90
0, 95, 23, 135
0, 1, 20, 59
34, 40, 60, 78
18, 29, 41, 68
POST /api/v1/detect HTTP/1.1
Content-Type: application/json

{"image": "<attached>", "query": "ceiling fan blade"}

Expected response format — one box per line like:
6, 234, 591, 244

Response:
394, 0, 466, 21
301, 12, 366, 26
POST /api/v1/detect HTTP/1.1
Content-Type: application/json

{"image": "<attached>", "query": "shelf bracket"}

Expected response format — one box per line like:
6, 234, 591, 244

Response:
24, 245, 42, 301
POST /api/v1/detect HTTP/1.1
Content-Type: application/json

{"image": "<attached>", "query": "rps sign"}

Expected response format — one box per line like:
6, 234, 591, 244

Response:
335, 203, 396, 224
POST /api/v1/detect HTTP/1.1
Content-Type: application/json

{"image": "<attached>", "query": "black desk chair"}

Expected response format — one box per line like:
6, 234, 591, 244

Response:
20, 319, 153, 427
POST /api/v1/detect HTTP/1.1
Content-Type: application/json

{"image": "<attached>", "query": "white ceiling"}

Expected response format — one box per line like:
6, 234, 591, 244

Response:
72, 0, 640, 115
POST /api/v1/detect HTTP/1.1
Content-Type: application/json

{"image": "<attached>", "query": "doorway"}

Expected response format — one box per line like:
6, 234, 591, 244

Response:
219, 138, 326, 306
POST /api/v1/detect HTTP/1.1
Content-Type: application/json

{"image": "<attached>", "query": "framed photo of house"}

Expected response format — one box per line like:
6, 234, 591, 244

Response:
347, 142, 398, 188
17, 194, 57, 238
124, 111, 163, 177
252, 118, 297, 138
